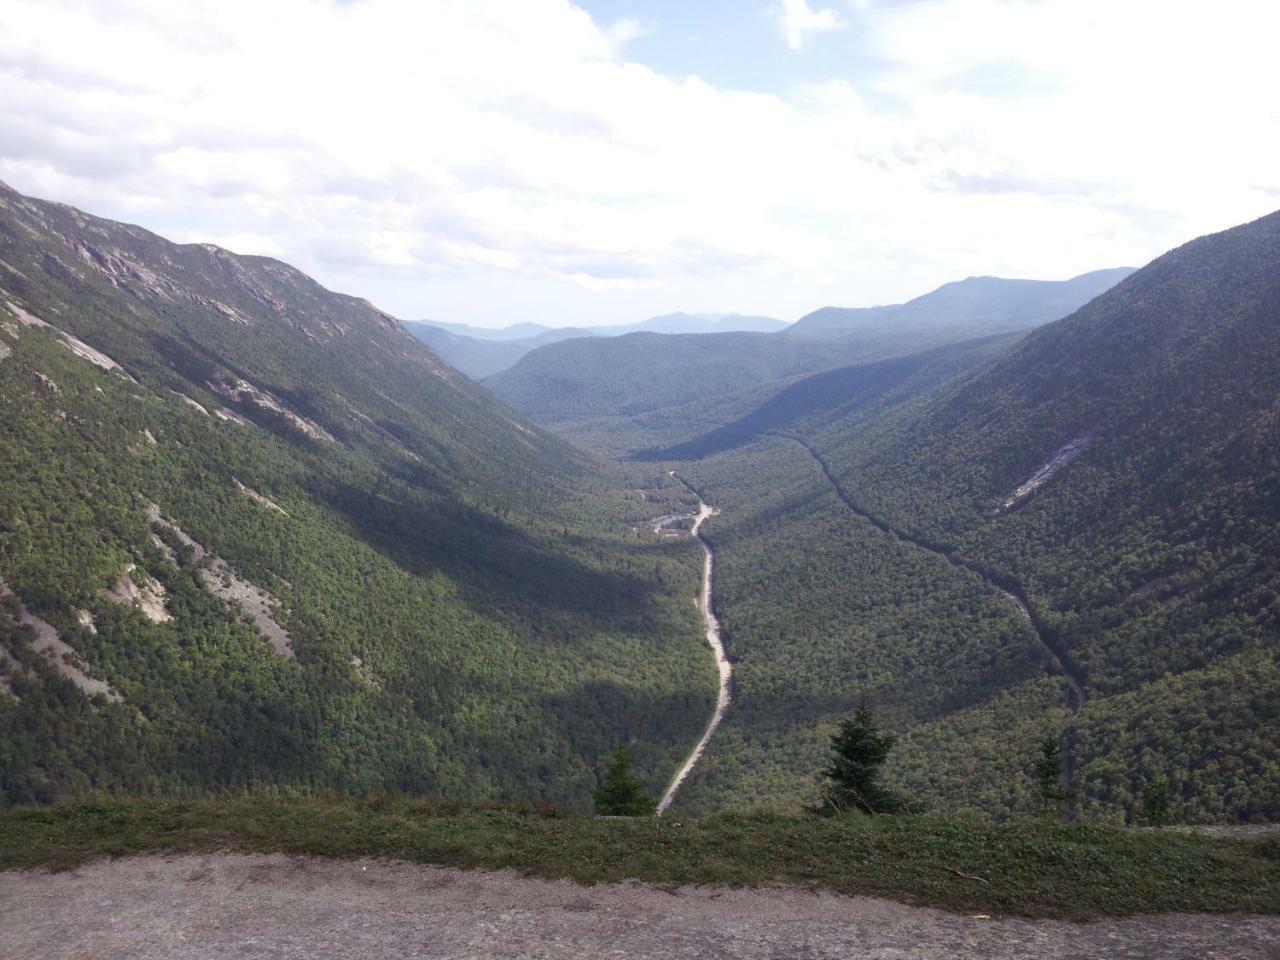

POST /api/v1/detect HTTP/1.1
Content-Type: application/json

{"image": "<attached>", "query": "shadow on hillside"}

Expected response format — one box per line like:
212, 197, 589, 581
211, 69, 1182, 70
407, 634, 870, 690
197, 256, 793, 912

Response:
632, 335, 1011, 462
632, 357, 924, 461
701, 641, 1048, 739
535, 678, 717, 794
314, 480, 663, 640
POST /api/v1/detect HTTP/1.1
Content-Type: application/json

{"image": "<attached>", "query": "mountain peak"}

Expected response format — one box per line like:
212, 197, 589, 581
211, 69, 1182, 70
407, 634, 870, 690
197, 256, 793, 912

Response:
788, 269, 1134, 339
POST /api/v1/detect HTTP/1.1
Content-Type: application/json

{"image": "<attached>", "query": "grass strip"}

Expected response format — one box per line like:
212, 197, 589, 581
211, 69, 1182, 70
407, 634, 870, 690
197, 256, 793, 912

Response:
1, 796, 1276, 920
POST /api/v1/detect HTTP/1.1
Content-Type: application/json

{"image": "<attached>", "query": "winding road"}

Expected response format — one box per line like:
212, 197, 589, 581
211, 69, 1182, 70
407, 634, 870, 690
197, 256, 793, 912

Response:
656, 472, 732, 815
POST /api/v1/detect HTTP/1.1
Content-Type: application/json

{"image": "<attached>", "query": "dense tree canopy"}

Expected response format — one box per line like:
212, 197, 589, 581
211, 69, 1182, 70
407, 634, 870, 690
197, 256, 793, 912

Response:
0, 183, 715, 809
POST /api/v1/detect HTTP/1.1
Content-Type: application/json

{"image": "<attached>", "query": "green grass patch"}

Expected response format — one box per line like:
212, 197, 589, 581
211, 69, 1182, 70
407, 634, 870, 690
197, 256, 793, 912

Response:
1, 796, 1276, 919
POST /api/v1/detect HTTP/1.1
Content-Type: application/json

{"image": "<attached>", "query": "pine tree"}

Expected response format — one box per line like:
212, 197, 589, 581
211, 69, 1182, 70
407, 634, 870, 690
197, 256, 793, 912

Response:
1034, 732, 1077, 813
592, 746, 656, 816
1137, 777, 1172, 825
818, 702, 901, 815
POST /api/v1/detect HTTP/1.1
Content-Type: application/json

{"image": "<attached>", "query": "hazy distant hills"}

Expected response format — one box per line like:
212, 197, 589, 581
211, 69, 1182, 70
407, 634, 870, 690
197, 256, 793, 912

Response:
424, 272, 1129, 385
425, 320, 568, 342
401, 322, 592, 379
408, 312, 787, 379
787, 268, 1135, 340
0, 181, 709, 806
429, 312, 787, 341
487, 271, 1131, 453
669, 210, 1280, 821
605, 312, 788, 336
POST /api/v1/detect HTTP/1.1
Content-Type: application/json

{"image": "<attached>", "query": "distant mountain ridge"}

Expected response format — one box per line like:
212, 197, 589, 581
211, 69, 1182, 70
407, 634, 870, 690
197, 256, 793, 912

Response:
401, 322, 595, 379
487, 270, 1133, 453
418, 273, 1129, 383
602, 312, 788, 336
407, 312, 788, 379
404, 313, 783, 379
426, 312, 788, 342
425, 320, 560, 342
787, 268, 1135, 340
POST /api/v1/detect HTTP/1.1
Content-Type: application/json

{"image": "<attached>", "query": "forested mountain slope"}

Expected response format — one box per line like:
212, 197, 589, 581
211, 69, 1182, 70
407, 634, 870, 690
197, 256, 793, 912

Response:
635, 334, 1018, 461
488, 331, 838, 423
814, 210, 1280, 815
0, 182, 711, 806
669, 212, 1279, 822
404, 322, 546, 379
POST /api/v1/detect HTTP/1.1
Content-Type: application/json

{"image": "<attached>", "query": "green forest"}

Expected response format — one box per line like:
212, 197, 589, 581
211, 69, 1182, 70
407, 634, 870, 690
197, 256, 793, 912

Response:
2, 183, 1277, 828
0, 185, 718, 808
642, 212, 1280, 823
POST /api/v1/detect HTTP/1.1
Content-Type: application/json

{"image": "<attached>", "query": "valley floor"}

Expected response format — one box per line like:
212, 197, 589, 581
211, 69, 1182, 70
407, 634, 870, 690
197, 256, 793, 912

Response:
3, 852, 1276, 959
657, 476, 732, 814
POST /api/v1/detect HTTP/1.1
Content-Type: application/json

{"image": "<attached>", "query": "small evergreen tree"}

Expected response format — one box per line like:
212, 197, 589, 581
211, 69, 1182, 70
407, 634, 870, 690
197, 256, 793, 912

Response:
1034, 733, 1062, 806
592, 746, 656, 816
818, 702, 901, 815
1137, 777, 1172, 826
1034, 733, 1076, 813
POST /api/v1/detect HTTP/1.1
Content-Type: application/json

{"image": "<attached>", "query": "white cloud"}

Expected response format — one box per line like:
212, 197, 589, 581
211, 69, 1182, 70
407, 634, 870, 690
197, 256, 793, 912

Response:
772, 0, 848, 50
606, 17, 653, 47
186, 231, 285, 258
0, 0, 1276, 326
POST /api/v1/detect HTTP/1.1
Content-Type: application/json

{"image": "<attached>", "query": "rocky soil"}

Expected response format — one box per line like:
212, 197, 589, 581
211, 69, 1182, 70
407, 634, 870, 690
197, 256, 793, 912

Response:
2, 853, 1275, 959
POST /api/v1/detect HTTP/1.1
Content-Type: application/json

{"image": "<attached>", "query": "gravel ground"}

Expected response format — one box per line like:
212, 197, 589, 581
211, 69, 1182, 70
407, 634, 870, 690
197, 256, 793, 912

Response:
2, 853, 1277, 959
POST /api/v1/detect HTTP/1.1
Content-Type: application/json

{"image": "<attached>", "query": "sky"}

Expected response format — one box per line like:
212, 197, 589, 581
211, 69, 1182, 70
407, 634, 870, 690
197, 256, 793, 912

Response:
1, 0, 1277, 329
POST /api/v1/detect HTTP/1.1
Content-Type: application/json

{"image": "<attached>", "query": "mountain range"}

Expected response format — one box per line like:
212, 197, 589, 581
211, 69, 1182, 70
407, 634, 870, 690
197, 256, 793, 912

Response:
401, 322, 591, 379
785, 269, 1134, 339
486, 269, 1134, 455
413, 273, 1133, 385
429, 312, 788, 341
2, 178, 1276, 826
407, 313, 787, 379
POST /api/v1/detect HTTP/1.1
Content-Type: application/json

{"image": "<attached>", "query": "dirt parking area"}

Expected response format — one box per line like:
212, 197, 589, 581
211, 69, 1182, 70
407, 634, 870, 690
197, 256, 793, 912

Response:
1, 852, 1275, 959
